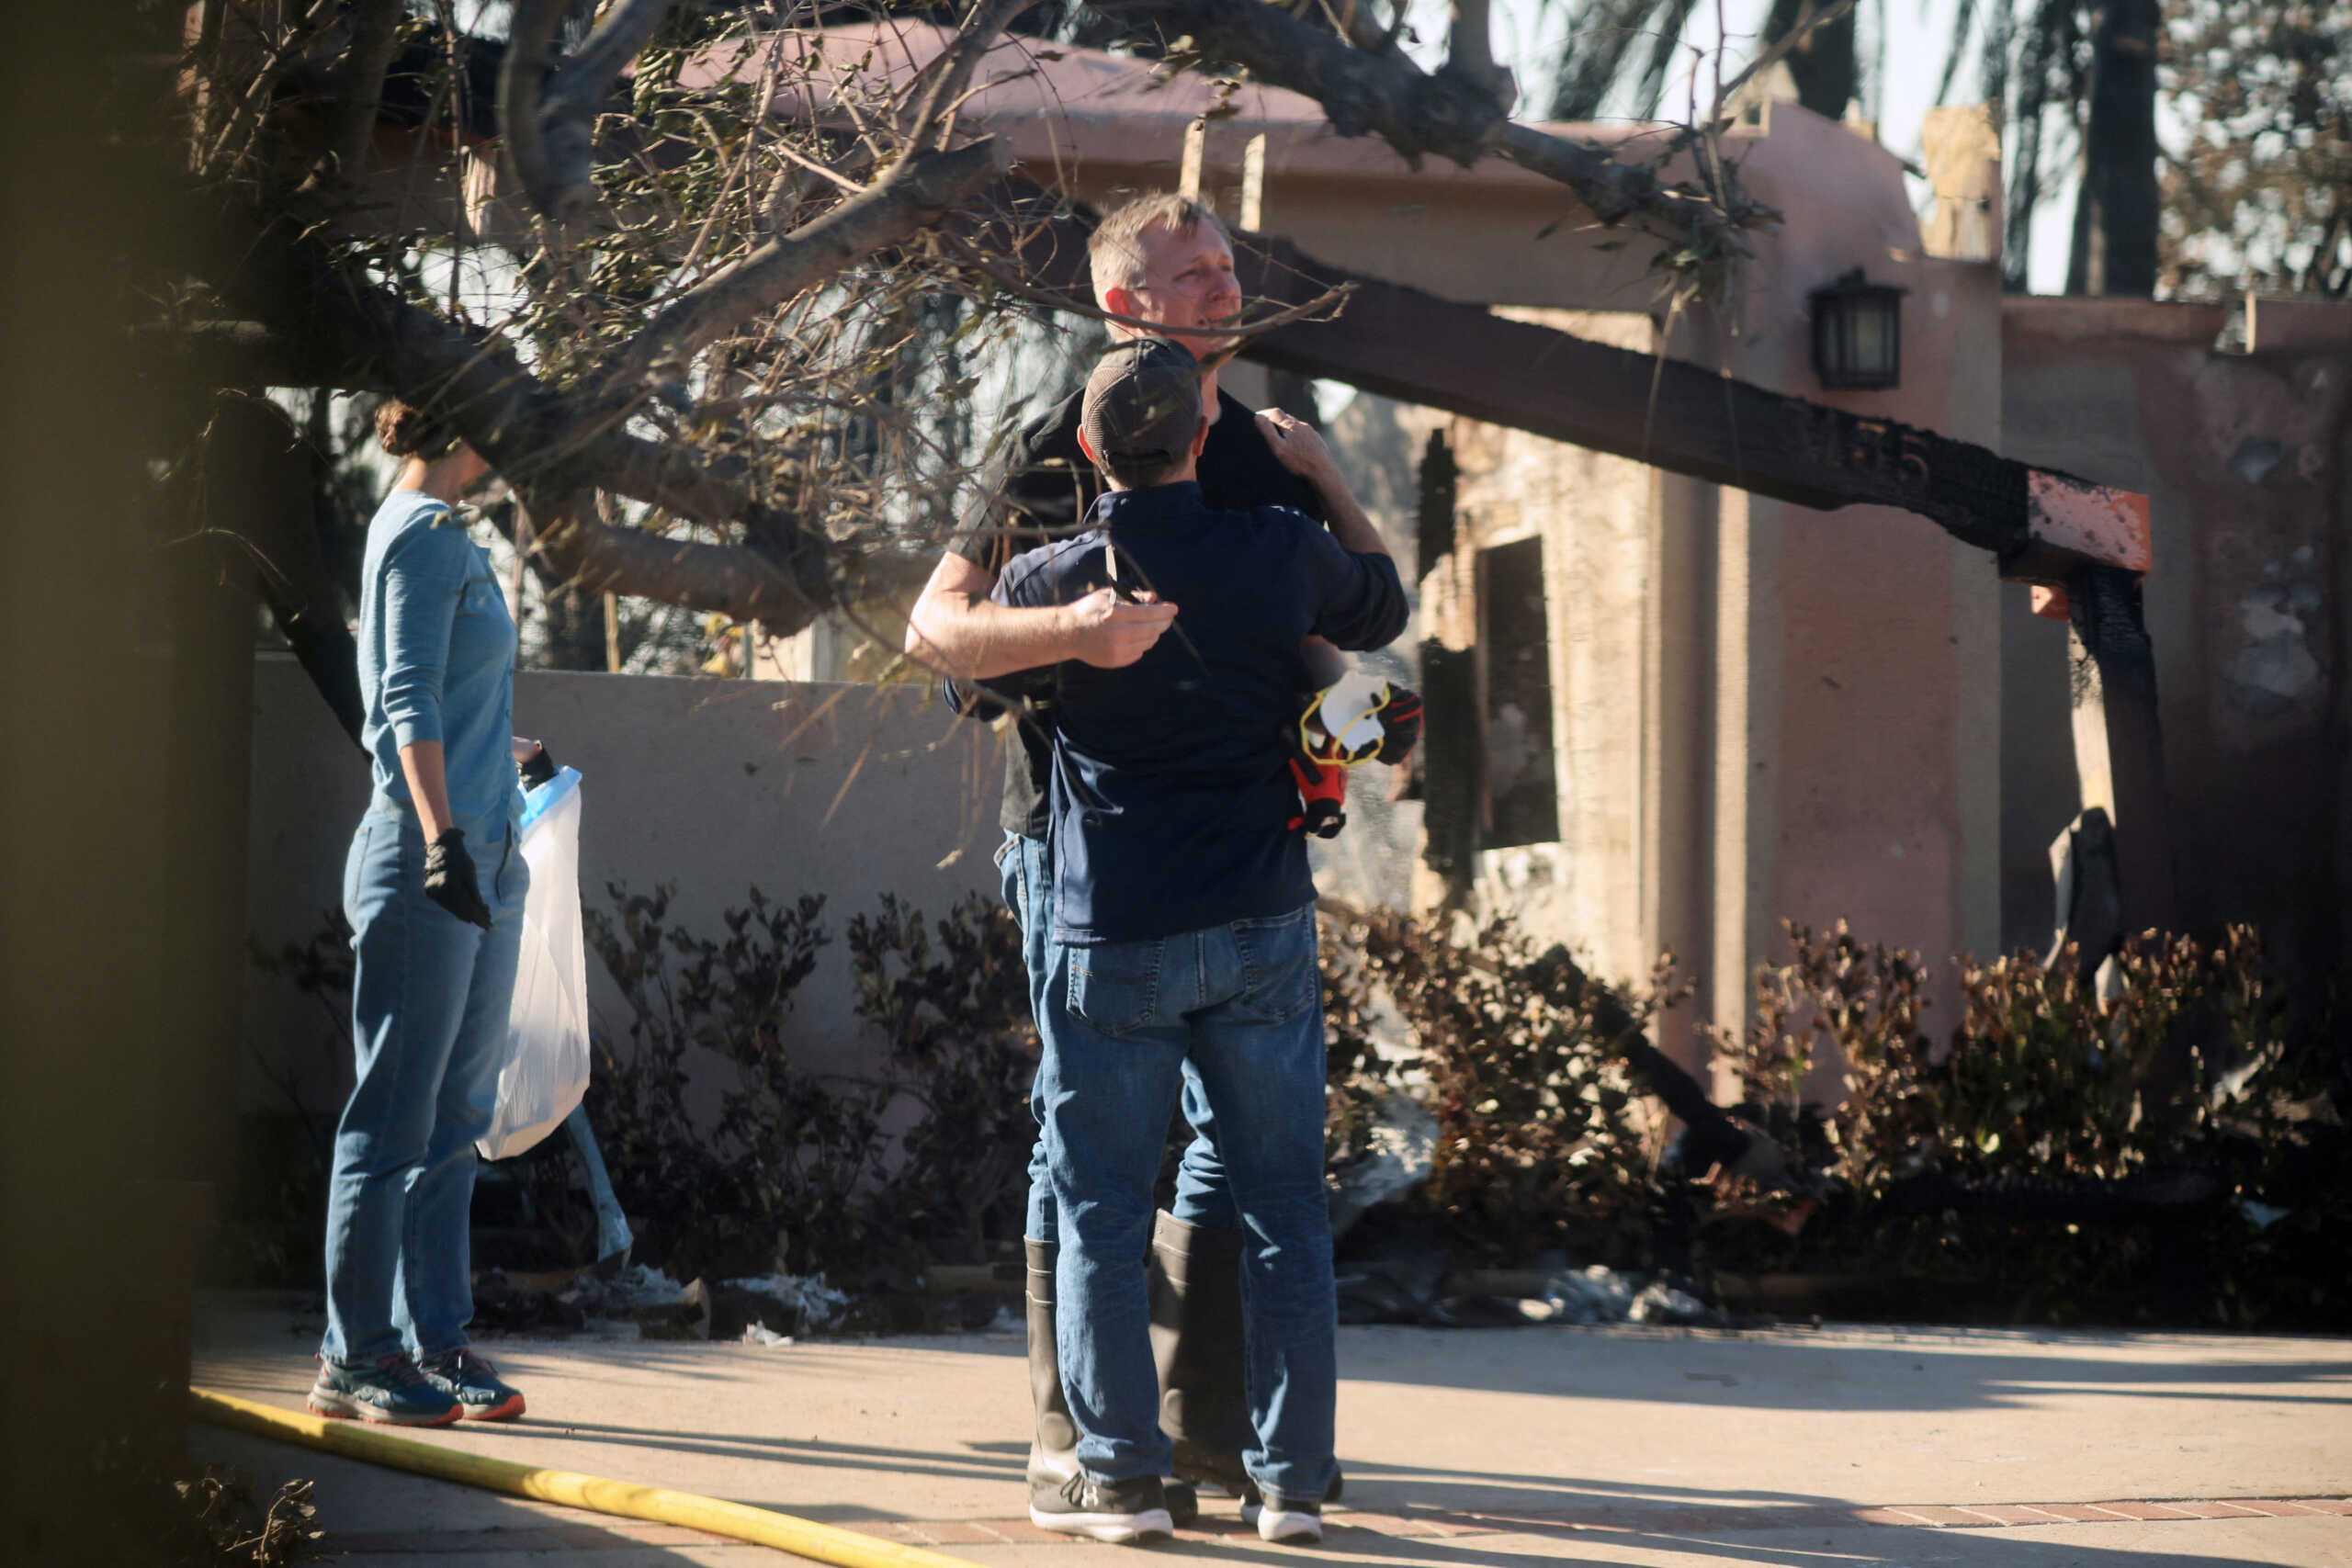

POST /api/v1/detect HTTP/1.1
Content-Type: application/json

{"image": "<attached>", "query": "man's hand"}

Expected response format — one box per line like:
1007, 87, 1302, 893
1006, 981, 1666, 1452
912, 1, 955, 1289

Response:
1259, 408, 1388, 561
1063, 586, 1178, 669
1256, 408, 1339, 489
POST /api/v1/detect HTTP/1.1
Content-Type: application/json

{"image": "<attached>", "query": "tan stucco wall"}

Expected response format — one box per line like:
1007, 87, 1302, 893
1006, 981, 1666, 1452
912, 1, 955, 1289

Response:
1434, 310, 1658, 986
2002, 299, 2352, 984
243, 655, 1001, 1117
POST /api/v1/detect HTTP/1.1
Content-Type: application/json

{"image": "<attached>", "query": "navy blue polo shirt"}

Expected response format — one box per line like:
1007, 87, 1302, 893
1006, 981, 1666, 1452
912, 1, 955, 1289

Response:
953, 481, 1407, 944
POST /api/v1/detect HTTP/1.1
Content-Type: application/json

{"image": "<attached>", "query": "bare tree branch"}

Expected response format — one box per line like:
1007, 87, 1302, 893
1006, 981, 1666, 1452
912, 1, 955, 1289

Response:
1712, 0, 1858, 112
597, 134, 1012, 391
1102, 0, 1502, 164
497, 0, 572, 223
1098, 0, 1741, 233
941, 230, 1355, 345
200, 197, 835, 626
554, 0, 681, 114
526, 493, 818, 618
1489, 120, 1744, 236
325, 0, 407, 180
500, 0, 681, 227
906, 0, 1044, 149
1320, 0, 1396, 55
1446, 0, 1515, 104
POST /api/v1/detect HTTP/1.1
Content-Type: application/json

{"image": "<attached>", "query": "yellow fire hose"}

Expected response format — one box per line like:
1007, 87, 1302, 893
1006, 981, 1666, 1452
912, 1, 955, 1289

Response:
190, 1387, 987, 1568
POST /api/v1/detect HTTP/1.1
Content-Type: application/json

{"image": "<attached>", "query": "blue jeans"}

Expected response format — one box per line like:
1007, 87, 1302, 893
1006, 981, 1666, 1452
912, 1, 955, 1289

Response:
322, 802, 527, 1366
1000, 832, 1235, 1241
1036, 905, 1338, 1502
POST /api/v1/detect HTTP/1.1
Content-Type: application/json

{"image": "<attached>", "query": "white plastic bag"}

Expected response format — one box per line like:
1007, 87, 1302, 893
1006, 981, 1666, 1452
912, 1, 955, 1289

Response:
478, 766, 591, 1160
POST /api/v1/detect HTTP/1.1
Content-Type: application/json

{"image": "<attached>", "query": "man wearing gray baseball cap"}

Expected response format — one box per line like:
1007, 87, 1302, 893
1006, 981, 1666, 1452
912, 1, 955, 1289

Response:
950, 336, 1406, 1546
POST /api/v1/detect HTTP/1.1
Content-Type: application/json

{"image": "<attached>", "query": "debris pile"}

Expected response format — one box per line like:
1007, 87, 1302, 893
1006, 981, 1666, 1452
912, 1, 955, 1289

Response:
468, 1262, 852, 1342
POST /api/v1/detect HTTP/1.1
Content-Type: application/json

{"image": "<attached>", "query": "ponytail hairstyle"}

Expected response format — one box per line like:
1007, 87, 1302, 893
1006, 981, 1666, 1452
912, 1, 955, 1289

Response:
373, 398, 461, 460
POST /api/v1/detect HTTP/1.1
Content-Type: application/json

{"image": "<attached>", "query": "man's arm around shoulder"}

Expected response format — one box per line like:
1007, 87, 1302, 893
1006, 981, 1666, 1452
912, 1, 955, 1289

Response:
907, 542, 1178, 681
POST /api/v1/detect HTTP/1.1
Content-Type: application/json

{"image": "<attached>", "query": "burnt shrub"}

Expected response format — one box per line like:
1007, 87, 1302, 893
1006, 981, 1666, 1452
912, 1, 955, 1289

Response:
1317, 905, 1685, 1268
585, 883, 1037, 1283
584, 882, 879, 1280
847, 892, 1038, 1264
1706, 919, 2348, 1325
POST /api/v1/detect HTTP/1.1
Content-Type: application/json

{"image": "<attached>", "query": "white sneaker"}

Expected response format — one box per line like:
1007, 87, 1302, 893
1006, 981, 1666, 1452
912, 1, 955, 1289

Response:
1029, 1472, 1174, 1544
1241, 1494, 1323, 1544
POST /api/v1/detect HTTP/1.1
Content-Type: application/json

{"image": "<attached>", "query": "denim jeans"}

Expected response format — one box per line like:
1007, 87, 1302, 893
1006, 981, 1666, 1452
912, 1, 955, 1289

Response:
1036, 904, 1338, 1502
322, 801, 527, 1366
1000, 832, 1235, 1242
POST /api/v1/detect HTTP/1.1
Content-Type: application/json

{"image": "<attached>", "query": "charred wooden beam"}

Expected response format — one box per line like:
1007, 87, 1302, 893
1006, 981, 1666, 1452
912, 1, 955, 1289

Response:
992, 190, 2146, 574
1228, 231, 2151, 577
2064, 564, 2178, 935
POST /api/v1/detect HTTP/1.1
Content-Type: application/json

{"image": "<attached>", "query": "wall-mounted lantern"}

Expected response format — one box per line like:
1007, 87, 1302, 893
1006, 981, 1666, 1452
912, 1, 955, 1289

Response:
1809, 268, 1906, 389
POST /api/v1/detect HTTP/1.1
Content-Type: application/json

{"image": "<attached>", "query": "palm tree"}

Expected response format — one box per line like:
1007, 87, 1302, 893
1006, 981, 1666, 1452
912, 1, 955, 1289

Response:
1544, 0, 1858, 127
1941, 0, 2157, 293
1538, 0, 2164, 296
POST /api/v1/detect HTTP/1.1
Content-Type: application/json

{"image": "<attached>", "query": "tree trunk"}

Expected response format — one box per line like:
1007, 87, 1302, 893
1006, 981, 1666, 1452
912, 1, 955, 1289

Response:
541, 586, 611, 671
1762, 0, 1860, 122
2066, 0, 2160, 296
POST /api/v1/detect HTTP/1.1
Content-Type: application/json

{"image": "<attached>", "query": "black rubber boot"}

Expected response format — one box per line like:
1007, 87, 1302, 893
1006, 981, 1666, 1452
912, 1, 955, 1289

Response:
1148, 1211, 1259, 1495
1024, 1237, 1080, 1489
1030, 1234, 1200, 1526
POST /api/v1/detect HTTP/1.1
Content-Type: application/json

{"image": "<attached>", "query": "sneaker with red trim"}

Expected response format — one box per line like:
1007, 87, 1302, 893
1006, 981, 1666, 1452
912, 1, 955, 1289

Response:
418, 1348, 526, 1421
308, 1353, 461, 1427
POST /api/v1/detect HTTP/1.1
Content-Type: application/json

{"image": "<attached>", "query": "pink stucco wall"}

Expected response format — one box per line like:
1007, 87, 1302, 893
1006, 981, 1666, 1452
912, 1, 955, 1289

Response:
2003, 299, 2352, 993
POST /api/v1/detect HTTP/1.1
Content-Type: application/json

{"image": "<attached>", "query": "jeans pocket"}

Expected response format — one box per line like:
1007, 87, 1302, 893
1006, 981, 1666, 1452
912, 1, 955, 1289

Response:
1065, 938, 1164, 1037
998, 854, 1026, 927
342, 820, 375, 930
1229, 908, 1320, 1025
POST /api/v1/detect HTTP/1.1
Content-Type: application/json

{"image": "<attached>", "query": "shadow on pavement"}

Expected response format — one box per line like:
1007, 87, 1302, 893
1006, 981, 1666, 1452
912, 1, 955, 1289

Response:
1236, 1524, 2313, 1568
454, 1417, 1024, 1513
1327, 1324, 2352, 1415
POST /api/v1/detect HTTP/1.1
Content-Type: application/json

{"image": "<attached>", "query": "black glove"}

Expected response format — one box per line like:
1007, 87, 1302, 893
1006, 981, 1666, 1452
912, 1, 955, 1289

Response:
424, 829, 493, 930
518, 743, 557, 790
1376, 684, 1422, 766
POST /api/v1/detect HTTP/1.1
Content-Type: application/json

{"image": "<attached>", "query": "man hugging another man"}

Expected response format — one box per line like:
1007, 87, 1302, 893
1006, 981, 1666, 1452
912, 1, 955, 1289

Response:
951, 335, 1407, 1544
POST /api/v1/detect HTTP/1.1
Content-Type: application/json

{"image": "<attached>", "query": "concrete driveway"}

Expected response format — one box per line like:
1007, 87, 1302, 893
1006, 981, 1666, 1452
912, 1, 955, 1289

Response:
189, 1293, 2350, 1567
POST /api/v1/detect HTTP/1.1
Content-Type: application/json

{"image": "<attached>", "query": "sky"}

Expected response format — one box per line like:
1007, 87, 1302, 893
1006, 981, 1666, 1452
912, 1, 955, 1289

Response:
1448, 0, 2082, 293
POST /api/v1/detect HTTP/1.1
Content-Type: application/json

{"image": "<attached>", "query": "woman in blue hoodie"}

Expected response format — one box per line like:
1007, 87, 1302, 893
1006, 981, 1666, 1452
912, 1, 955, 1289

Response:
308, 400, 541, 1427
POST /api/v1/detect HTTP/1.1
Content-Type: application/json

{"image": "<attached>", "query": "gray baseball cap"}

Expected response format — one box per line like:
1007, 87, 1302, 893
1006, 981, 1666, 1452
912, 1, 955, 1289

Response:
1080, 336, 1203, 480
